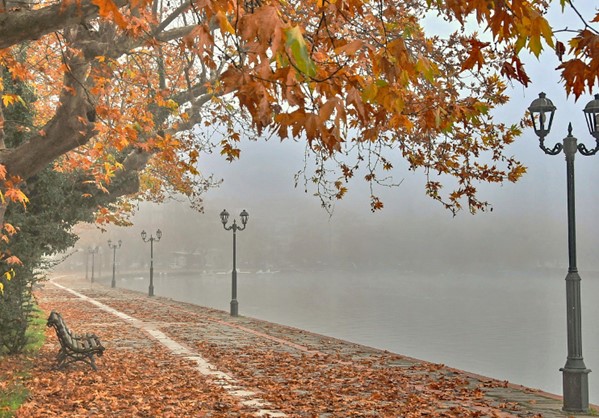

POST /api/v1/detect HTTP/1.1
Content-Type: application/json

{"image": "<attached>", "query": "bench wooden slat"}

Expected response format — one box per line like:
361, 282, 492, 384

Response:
46, 311, 105, 371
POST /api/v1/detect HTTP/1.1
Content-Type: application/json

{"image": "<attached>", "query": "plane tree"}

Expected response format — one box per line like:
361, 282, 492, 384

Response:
0, 0, 596, 264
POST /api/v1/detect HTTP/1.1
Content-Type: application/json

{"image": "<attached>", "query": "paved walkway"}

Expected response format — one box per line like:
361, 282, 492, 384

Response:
19, 275, 596, 417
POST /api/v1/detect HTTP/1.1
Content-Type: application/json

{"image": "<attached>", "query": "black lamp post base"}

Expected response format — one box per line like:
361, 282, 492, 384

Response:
230, 300, 239, 317
111, 280, 116, 288
561, 367, 591, 413
149, 285, 154, 297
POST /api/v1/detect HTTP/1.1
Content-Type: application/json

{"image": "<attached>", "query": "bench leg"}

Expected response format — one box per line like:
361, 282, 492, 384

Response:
54, 350, 99, 371
89, 355, 98, 371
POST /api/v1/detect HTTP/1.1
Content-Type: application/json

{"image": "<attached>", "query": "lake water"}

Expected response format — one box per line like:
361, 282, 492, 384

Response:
113, 268, 599, 404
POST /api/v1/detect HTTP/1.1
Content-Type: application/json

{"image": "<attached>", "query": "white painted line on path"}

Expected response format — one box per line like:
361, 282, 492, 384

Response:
50, 281, 287, 417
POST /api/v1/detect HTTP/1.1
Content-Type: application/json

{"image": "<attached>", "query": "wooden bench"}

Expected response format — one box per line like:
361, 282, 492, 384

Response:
46, 311, 105, 371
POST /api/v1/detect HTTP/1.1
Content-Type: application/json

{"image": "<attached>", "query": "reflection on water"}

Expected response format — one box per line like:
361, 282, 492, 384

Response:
114, 269, 598, 403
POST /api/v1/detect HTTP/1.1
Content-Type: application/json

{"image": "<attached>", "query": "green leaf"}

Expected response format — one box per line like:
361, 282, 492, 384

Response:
285, 26, 317, 77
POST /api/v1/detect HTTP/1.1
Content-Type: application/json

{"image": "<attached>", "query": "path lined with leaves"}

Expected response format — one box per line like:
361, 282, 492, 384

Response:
11, 276, 580, 417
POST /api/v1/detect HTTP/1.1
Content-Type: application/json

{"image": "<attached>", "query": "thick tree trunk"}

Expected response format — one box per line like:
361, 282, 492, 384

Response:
2, 102, 95, 181
0, 0, 128, 49
0, 9, 211, 229
0, 43, 96, 180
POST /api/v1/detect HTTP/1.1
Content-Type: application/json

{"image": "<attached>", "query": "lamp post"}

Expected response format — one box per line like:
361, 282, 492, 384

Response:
108, 239, 122, 289
220, 209, 249, 317
141, 229, 162, 297
85, 248, 89, 281
527, 92, 599, 413
87, 246, 99, 283
97, 246, 103, 281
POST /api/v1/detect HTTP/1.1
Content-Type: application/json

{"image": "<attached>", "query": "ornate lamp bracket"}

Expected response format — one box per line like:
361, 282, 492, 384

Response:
577, 141, 599, 156
539, 137, 563, 155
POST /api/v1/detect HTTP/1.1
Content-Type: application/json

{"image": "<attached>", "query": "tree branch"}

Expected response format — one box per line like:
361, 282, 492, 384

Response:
0, 0, 128, 49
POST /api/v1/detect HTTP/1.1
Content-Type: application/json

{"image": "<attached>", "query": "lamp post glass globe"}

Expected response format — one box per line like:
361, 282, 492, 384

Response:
240, 209, 249, 226
220, 209, 229, 225
528, 92, 556, 138
108, 239, 122, 249
583, 94, 599, 139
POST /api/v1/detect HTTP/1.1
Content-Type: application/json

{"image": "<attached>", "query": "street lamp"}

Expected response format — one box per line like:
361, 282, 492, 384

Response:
141, 229, 162, 297
220, 209, 249, 317
108, 239, 122, 289
87, 246, 99, 283
527, 92, 599, 413
85, 248, 89, 281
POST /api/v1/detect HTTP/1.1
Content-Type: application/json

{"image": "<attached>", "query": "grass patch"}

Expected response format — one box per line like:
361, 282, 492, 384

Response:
0, 382, 29, 418
0, 306, 47, 417
23, 307, 46, 354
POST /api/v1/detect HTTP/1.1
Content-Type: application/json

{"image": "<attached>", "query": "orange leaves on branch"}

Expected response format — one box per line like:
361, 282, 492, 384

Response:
507, 164, 527, 183
555, 40, 566, 62
559, 59, 589, 99
215, 10, 235, 35
182, 25, 214, 56
333, 180, 347, 199
94, 205, 131, 227
515, 9, 554, 57
4, 255, 22, 266
461, 39, 490, 72
500, 55, 530, 86
558, 29, 599, 99
1, 94, 26, 107
334, 40, 365, 57
0, 51, 31, 82
4, 0, 576, 216
0, 222, 19, 247
238, 5, 284, 55
1, 176, 28, 207
91, 0, 128, 29
220, 140, 241, 162
370, 195, 384, 212
3, 188, 29, 206
3, 223, 17, 237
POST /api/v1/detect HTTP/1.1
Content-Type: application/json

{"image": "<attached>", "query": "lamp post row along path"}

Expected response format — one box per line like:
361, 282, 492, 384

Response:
102, 208, 250, 315
528, 92, 599, 413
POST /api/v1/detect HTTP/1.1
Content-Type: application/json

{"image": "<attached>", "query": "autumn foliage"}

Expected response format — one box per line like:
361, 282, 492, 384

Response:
0, 0, 597, 220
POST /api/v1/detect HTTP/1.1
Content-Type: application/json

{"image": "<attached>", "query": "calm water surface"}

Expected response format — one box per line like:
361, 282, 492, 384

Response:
114, 269, 598, 403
